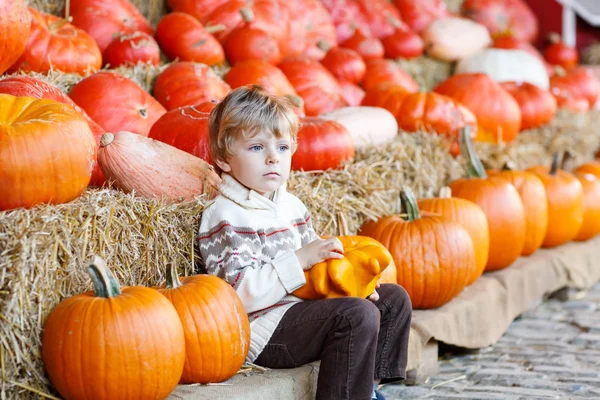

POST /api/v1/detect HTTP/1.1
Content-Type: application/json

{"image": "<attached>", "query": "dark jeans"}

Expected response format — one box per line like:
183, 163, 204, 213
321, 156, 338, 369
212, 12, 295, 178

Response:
254, 284, 412, 400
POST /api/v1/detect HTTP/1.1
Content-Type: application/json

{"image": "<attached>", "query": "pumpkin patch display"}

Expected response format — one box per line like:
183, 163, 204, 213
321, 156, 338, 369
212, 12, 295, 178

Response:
0, 0, 30, 75
417, 187, 489, 285
450, 128, 526, 271
359, 187, 476, 309
42, 257, 185, 400
157, 266, 250, 384
148, 102, 216, 164
499, 81, 557, 131
153, 62, 231, 111
487, 166, 548, 256
527, 153, 584, 248
69, 72, 167, 136
0, 94, 96, 211
434, 73, 522, 143
98, 131, 221, 202
291, 117, 355, 171
293, 214, 393, 300
103, 31, 161, 68
8, 8, 102, 75
461, 0, 538, 43
155, 12, 226, 66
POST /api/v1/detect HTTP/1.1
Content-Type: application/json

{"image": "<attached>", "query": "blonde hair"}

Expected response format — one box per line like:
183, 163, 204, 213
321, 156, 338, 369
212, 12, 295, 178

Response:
208, 85, 300, 175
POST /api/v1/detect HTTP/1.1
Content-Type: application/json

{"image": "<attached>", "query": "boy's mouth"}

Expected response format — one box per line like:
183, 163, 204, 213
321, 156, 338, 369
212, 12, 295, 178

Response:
264, 172, 280, 177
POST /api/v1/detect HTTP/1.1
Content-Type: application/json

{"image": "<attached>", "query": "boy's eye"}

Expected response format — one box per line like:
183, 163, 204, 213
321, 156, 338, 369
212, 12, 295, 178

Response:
278, 145, 290, 151
249, 145, 263, 151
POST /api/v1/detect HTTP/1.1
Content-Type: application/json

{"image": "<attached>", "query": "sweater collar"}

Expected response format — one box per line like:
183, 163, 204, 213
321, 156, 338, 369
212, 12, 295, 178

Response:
219, 173, 286, 210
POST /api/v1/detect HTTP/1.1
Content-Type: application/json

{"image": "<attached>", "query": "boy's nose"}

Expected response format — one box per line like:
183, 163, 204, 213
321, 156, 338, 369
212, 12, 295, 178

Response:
266, 149, 279, 164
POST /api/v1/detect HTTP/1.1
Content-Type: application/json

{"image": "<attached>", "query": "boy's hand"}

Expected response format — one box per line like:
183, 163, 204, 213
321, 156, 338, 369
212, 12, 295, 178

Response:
295, 238, 344, 270
367, 283, 381, 302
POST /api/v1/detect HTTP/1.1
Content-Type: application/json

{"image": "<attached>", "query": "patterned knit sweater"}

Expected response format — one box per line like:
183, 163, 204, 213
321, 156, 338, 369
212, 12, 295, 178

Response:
198, 174, 318, 362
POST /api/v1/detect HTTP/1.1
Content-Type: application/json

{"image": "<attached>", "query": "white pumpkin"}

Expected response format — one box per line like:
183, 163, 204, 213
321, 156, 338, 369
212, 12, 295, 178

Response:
320, 106, 398, 149
422, 17, 491, 62
455, 48, 550, 90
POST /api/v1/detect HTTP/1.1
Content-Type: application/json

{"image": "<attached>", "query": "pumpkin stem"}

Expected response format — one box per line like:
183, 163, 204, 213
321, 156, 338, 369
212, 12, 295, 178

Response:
549, 151, 561, 175
502, 160, 517, 171
165, 264, 183, 289
48, 18, 71, 32
240, 7, 254, 23
459, 126, 487, 179
386, 15, 402, 29
336, 212, 350, 236
285, 94, 304, 108
65, 0, 71, 20
100, 133, 114, 147
317, 40, 331, 52
205, 24, 227, 34
547, 32, 562, 44
88, 256, 122, 298
561, 151, 575, 172
400, 186, 420, 221
438, 186, 452, 198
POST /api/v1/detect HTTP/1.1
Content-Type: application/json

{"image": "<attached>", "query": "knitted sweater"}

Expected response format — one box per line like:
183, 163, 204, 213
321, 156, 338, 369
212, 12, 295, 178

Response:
198, 174, 319, 362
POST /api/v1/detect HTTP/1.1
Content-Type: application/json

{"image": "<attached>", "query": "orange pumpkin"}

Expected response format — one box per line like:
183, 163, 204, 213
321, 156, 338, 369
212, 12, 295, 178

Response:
527, 153, 584, 248
488, 167, 548, 256
0, 94, 96, 211
450, 128, 526, 271
0, 0, 30, 75
575, 161, 600, 179
42, 257, 185, 400
500, 81, 557, 131
418, 186, 489, 285
320, 46, 366, 84
224, 8, 282, 65
434, 73, 522, 143
157, 266, 250, 384
359, 187, 476, 309
340, 28, 385, 60
103, 32, 161, 68
293, 214, 392, 300
574, 173, 600, 241
361, 58, 420, 93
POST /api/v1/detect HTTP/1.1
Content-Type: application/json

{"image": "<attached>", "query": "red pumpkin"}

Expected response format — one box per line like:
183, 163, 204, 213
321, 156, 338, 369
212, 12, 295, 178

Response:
354, 0, 403, 39
155, 12, 225, 66
148, 102, 216, 164
281, 0, 337, 60
320, 46, 366, 84
500, 81, 557, 130
8, 8, 101, 75
319, 0, 371, 44
461, 0, 538, 43
0, 0, 30, 75
381, 24, 425, 60
550, 67, 600, 109
153, 62, 231, 110
434, 73, 521, 143
69, 0, 153, 53
224, 9, 282, 65
279, 58, 347, 116
0, 76, 107, 186
69, 72, 167, 137
291, 117, 355, 171
394, 0, 452, 33
544, 33, 579, 70
166, 0, 228, 21
103, 32, 160, 68
340, 29, 385, 61
361, 59, 420, 93
339, 81, 366, 107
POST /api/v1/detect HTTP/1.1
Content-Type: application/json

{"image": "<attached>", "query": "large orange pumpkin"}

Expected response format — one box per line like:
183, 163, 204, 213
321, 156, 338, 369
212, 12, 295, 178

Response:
574, 173, 600, 242
69, 72, 167, 137
450, 127, 526, 270
500, 81, 557, 131
487, 167, 548, 256
359, 187, 476, 309
157, 266, 250, 384
434, 73, 522, 143
294, 214, 393, 300
153, 62, 231, 111
417, 187, 489, 285
42, 256, 186, 400
575, 161, 600, 179
0, 0, 30, 75
0, 94, 96, 211
8, 8, 102, 75
527, 153, 584, 248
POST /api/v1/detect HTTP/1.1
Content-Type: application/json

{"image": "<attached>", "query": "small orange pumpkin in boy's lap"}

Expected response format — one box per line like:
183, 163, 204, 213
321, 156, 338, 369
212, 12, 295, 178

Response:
293, 224, 393, 300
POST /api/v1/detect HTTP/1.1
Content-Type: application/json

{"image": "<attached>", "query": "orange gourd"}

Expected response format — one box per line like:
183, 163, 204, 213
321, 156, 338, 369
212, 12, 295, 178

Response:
42, 257, 185, 400
0, 94, 96, 211
450, 128, 526, 271
359, 187, 476, 309
527, 153, 584, 248
293, 214, 393, 300
499, 81, 557, 131
417, 186, 489, 285
575, 161, 600, 179
0, 0, 30, 75
157, 265, 250, 384
574, 173, 600, 241
487, 166, 548, 256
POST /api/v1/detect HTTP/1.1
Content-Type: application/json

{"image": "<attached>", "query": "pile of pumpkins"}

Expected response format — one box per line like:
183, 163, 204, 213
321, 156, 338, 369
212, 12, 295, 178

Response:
2, 0, 600, 212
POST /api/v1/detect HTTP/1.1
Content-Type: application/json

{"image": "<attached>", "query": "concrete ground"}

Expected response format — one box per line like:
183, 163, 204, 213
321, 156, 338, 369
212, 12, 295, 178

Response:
380, 283, 600, 400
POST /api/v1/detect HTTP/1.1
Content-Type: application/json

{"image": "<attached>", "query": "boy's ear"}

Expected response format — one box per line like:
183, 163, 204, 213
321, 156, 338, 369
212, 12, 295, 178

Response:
215, 158, 232, 173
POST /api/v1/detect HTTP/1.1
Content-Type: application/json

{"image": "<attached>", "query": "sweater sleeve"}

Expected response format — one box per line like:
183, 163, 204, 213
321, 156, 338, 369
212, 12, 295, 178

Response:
198, 208, 306, 314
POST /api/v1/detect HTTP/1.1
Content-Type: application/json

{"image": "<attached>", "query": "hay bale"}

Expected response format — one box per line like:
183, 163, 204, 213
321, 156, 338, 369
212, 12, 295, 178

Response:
395, 56, 453, 92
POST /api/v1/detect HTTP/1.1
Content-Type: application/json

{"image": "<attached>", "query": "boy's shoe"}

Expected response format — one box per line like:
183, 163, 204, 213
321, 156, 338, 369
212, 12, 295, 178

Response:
373, 390, 386, 400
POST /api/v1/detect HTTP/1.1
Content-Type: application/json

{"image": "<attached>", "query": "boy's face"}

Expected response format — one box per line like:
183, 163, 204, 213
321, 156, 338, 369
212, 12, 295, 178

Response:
216, 129, 293, 198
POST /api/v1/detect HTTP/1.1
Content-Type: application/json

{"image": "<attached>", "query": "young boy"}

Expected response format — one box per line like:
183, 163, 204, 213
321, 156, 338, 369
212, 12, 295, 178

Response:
198, 85, 412, 400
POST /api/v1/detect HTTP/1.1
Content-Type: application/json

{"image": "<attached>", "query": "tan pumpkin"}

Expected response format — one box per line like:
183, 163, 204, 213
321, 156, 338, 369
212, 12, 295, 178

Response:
422, 17, 491, 62
97, 131, 221, 202
157, 265, 250, 383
